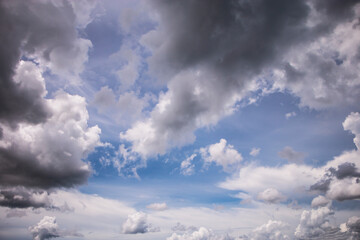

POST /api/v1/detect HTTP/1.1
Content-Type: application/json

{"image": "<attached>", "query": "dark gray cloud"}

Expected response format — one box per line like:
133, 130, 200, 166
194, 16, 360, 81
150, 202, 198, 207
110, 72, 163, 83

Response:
310, 162, 360, 201
122, 0, 360, 159
0, 187, 52, 209
0, 0, 93, 128
329, 162, 360, 180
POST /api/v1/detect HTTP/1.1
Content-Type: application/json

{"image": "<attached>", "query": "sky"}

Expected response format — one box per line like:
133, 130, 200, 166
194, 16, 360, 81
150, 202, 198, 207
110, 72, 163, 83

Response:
1, 0, 360, 239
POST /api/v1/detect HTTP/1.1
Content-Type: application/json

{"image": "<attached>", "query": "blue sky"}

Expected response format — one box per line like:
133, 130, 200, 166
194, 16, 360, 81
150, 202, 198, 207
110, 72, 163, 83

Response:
1, 0, 360, 239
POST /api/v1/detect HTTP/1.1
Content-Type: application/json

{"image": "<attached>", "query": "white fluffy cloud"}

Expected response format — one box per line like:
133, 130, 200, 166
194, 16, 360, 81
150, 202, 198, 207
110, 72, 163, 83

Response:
200, 139, 243, 173
0, 88, 101, 189
343, 112, 360, 150
122, 211, 159, 234
221, 112, 360, 202
311, 195, 331, 208
29, 216, 60, 240
167, 227, 233, 240
294, 205, 335, 239
257, 188, 287, 204
250, 220, 290, 240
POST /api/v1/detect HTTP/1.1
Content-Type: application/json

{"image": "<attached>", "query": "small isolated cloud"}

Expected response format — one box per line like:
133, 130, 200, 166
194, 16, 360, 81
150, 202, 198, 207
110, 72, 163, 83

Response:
311, 195, 331, 208
146, 202, 168, 211
250, 147, 261, 157
122, 211, 159, 234
257, 188, 287, 204
278, 146, 305, 164
167, 227, 233, 240
285, 112, 296, 119
200, 139, 243, 173
180, 154, 197, 176
29, 216, 60, 240
250, 220, 290, 240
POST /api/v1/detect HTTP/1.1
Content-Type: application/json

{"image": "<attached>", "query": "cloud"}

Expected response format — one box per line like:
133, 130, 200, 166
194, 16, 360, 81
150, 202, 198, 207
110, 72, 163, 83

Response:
146, 202, 168, 211
29, 216, 60, 240
310, 161, 360, 201
342, 216, 360, 239
311, 195, 331, 208
0, 187, 52, 209
257, 188, 287, 204
200, 139, 243, 173
343, 112, 360, 150
6, 209, 27, 218
277, 146, 305, 164
166, 227, 233, 240
250, 220, 290, 240
122, 211, 159, 234
120, 0, 360, 163
111, 45, 141, 90
0, 90, 101, 189
250, 148, 261, 157
0, 0, 96, 128
285, 112, 296, 119
180, 154, 197, 176
219, 163, 322, 199
171, 222, 197, 232
93, 86, 151, 127
294, 204, 335, 239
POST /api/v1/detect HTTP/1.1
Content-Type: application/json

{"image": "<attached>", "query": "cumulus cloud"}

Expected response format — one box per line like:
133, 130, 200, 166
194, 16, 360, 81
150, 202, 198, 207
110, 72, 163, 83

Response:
0, 0, 96, 128
250, 148, 261, 157
0, 90, 101, 189
250, 220, 290, 240
0, 187, 52, 209
278, 146, 305, 164
200, 139, 243, 173
122, 211, 159, 234
222, 112, 360, 202
342, 216, 360, 239
146, 202, 168, 211
29, 216, 60, 240
294, 204, 335, 239
257, 188, 287, 204
310, 161, 360, 201
311, 195, 331, 208
167, 227, 233, 240
180, 154, 197, 176
119, 0, 360, 163
343, 112, 360, 150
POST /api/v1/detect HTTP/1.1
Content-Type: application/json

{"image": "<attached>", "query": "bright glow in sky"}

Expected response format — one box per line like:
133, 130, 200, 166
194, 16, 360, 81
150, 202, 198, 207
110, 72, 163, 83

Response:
1, 0, 360, 239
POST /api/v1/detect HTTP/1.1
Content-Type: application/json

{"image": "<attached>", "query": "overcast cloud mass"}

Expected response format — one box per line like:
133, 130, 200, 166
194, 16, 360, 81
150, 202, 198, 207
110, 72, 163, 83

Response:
0, 0, 360, 239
